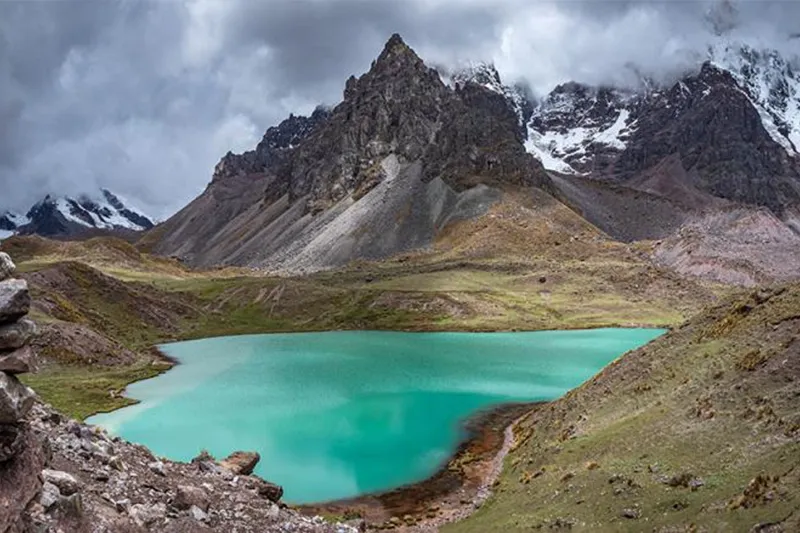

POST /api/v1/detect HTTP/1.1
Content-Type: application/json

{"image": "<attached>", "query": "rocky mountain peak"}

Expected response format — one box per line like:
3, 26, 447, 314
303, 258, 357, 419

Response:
344, 33, 444, 103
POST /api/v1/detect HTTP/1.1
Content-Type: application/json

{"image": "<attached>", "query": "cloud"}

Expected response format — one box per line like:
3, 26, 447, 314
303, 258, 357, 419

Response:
0, 0, 797, 218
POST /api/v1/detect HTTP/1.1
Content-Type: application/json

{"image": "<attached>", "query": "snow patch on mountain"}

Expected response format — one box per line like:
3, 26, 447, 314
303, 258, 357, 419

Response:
710, 42, 800, 156
451, 62, 531, 128
0, 189, 154, 239
523, 132, 576, 174
524, 88, 637, 174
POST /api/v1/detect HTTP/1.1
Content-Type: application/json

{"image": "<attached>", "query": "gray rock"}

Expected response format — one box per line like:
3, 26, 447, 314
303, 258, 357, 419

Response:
189, 505, 208, 522
0, 318, 36, 350
0, 372, 35, 423
114, 498, 131, 513
40, 481, 61, 510
108, 455, 125, 471
174, 484, 210, 511
247, 476, 284, 503
148, 460, 166, 476
0, 423, 25, 462
57, 493, 83, 517
0, 345, 38, 374
129, 502, 167, 527
621, 507, 641, 519
0, 253, 14, 282
0, 279, 30, 324
42, 469, 82, 496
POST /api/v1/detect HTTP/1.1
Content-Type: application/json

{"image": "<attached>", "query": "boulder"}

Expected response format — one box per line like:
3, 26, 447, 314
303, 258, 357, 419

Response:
0, 427, 45, 533
249, 477, 284, 503
42, 469, 82, 496
148, 460, 166, 476
0, 423, 25, 462
0, 373, 35, 423
0, 318, 36, 351
40, 481, 60, 510
219, 451, 260, 475
129, 502, 166, 527
0, 345, 38, 374
0, 280, 30, 324
189, 505, 208, 522
174, 485, 210, 511
0, 253, 14, 282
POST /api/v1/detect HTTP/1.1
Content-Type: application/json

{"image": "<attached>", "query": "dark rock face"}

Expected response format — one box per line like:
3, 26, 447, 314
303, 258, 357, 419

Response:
529, 56, 800, 220
613, 63, 800, 213
0, 427, 45, 532
212, 107, 331, 185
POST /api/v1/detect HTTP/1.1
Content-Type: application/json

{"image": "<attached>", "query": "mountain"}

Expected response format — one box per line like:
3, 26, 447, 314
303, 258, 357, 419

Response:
526, 42, 800, 225
0, 189, 154, 240
147, 34, 800, 285
147, 34, 547, 271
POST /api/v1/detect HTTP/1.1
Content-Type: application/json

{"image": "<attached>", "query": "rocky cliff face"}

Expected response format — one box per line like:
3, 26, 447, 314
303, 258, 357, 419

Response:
148, 34, 547, 271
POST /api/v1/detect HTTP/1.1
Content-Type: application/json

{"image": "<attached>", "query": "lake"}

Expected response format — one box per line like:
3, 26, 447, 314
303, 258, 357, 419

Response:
88, 329, 664, 503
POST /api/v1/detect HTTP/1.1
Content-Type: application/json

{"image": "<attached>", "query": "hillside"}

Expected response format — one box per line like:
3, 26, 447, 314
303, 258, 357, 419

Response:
446, 284, 800, 532
3, 221, 721, 420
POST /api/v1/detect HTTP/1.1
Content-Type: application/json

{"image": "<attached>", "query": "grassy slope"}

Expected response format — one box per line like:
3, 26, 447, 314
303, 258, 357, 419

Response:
445, 285, 800, 532
3, 193, 723, 420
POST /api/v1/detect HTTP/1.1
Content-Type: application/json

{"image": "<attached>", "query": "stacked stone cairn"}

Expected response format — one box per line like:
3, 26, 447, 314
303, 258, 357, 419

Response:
0, 252, 37, 463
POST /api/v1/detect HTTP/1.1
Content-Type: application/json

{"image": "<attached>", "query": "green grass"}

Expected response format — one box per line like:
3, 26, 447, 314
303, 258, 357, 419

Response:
20, 363, 170, 420
444, 286, 800, 532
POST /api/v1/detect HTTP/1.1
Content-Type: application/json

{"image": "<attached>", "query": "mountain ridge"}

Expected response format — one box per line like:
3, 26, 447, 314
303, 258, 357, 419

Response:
145, 33, 800, 286
0, 190, 154, 241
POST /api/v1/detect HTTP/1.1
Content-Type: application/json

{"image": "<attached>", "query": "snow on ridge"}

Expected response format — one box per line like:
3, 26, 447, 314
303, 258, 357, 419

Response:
594, 109, 631, 150
451, 62, 531, 128
523, 130, 577, 175
709, 41, 800, 156
55, 198, 93, 228
524, 108, 635, 173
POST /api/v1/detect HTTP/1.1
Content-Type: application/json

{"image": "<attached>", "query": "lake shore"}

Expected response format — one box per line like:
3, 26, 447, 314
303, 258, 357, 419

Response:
299, 402, 539, 531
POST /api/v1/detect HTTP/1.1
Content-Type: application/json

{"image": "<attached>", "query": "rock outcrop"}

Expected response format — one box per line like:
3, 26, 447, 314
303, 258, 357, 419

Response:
0, 253, 43, 533
20, 403, 350, 532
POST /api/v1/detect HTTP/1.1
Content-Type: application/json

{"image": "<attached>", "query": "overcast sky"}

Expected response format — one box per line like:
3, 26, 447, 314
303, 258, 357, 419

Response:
1, 0, 798, 219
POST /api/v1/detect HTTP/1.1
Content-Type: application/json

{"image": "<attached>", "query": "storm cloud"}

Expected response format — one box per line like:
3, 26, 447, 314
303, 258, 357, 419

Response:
0, 0, 797, 218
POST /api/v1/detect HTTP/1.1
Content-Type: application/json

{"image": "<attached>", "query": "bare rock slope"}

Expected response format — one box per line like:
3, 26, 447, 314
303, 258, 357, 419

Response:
147, 35, 547, 272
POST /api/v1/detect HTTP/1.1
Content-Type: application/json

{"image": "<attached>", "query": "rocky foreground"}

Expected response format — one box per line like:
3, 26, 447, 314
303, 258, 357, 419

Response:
0, 252, 359, 533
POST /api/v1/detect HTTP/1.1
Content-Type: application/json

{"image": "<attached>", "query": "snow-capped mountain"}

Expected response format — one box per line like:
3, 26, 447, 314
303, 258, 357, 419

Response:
0, 189, 154, 240
525, 42, 800, 177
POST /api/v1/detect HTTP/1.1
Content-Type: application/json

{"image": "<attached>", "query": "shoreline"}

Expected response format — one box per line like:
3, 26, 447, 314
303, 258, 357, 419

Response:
298, 402, 539, 531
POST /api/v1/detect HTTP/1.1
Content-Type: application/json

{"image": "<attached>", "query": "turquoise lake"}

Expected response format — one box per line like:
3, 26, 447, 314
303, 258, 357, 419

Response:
88, 329, 664, 503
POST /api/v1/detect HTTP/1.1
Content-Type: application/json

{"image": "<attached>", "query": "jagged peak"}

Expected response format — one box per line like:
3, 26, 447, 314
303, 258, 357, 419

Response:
343, 33, 442, 103
373, 33, 423, 70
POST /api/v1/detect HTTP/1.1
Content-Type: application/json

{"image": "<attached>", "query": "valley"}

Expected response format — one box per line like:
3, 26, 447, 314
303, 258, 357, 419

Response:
0, 26, 798, 533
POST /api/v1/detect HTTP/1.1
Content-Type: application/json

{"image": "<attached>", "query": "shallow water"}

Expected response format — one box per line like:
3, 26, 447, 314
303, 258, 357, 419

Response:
88, 329, 664, 503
